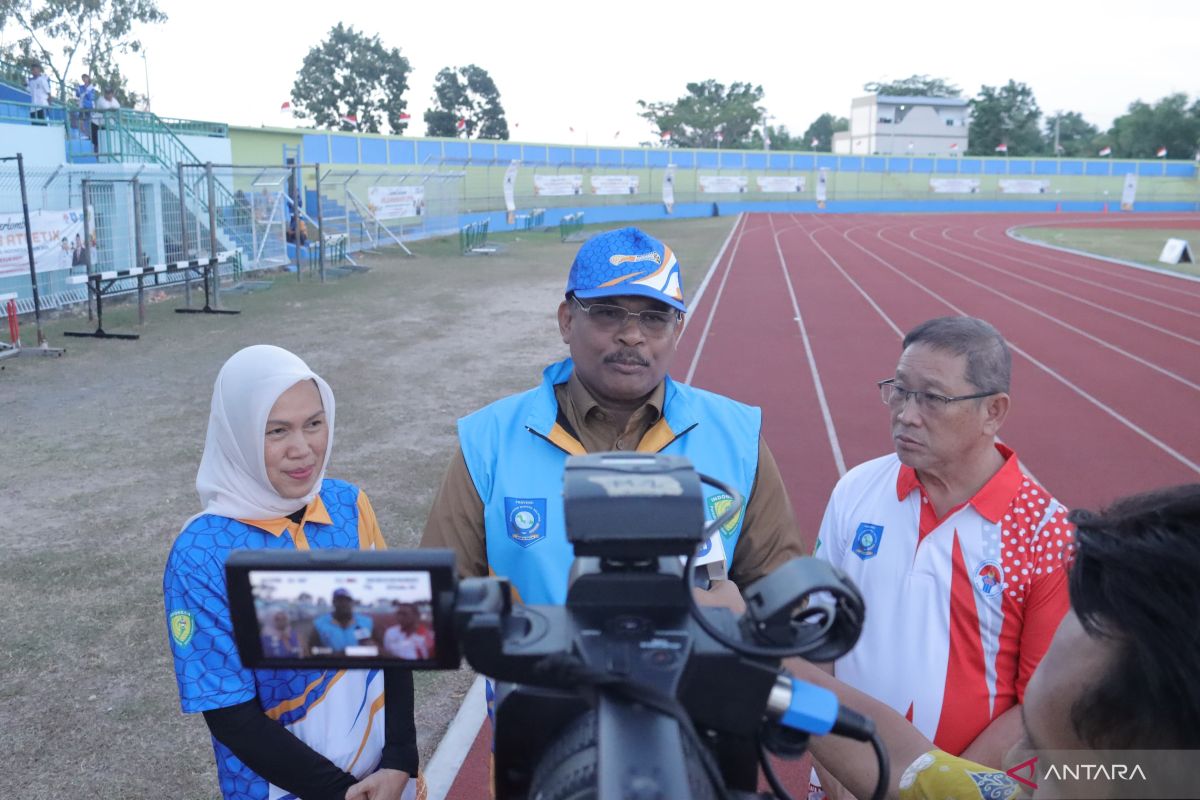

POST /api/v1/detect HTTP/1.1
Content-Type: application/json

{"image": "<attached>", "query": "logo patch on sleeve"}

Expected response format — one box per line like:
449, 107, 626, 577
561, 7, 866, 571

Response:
170, 610, 195, 647
505, 497, 546, 548
851, 523, 884, 560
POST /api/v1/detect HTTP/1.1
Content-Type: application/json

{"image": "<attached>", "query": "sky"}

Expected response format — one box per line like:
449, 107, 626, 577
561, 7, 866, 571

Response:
13, 0, 1199, 146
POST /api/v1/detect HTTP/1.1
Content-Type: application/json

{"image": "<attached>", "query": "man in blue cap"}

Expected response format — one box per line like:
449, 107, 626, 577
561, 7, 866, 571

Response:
421, 227, 803, 606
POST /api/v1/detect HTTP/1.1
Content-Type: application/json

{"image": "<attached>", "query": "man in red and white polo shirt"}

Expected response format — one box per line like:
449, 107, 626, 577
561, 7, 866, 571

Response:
814, 316, 1075, 773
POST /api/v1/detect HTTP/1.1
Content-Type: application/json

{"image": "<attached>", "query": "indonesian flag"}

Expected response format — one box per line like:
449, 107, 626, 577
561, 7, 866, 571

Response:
280, 101, 291, 112
569, 126, 575, 133
661, 130, 671, 141
398, 112, 411, 121
715, 130, 724, 143
341, 113, 357, 125
456, 117, 467, 131
811, 137, 820, 148
1156, 146, 1168, 158
995, 142, 1008, 153
1098, 146, 1112, 157
949, 142, 958, 151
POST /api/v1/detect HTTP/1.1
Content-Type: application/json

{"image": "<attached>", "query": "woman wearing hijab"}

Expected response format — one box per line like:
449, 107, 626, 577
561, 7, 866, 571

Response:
163, 345, 415, 800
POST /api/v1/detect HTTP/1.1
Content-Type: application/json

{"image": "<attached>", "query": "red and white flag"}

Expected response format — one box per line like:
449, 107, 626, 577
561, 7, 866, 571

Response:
569, 126, 575, 133
1156, 146, 1168, 158
949, 142, 958, 151
811, 137, 820, 148
341, 113, 358, 125
398, 112, 411, 121
995, 142, 1008, 153
661, 130, 671, 142
715, 130, 724, 143
456, 118, 467, 132
1098, 146, 1112, 157
280, 101, 291, 112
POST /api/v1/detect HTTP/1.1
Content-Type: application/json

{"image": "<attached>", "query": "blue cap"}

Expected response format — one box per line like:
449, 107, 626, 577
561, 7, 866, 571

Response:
332, 587, 353, 600
565, 227, 686, 312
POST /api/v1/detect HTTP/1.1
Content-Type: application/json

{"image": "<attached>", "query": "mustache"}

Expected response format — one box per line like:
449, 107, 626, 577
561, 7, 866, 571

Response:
605, 350, 649, 367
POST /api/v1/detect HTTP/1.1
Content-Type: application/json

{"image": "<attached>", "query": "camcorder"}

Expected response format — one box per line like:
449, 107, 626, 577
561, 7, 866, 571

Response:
227, 453, 885, 800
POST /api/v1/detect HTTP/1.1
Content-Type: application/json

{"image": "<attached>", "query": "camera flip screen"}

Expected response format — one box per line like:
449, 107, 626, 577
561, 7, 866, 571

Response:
226, 549, 459, 670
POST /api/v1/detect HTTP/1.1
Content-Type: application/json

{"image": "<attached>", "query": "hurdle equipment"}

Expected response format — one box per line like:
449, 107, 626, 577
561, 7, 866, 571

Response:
460, 220, 493, 255
64, 251, 239, 340
560, 212, 585, 242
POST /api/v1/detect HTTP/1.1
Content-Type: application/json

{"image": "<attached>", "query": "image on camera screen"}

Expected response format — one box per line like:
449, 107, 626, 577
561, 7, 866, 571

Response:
249, 569, 437, 662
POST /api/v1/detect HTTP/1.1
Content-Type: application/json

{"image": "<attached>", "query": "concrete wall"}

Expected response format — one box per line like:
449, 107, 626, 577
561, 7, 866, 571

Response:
2, 123, 67, 166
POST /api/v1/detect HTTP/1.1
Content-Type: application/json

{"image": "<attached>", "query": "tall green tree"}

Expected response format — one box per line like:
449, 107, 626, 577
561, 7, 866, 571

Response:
1109, 94, 1200, 159
424, 64, 508, 139
291, 23, 411, 134
863, 75, 960, 98
1044, 111, 1099, 157
0, 0, 166, 106
803, 113, 849, 151
637, 80, 765, 149
968, 81, 1043, 155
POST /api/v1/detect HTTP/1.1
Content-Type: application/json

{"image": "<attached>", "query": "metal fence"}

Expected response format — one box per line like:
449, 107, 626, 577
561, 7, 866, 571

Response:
0, 160, 293, 316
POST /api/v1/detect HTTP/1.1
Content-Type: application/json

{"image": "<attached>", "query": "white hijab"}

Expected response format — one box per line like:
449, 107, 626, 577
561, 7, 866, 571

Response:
186, 345, 336, 529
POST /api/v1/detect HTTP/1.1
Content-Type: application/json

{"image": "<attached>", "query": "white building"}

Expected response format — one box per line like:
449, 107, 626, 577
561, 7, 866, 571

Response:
832, 95, 969, 156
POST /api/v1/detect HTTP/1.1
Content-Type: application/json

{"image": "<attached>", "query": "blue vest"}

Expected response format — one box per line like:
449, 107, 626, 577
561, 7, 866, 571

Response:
459, 359, 761, 605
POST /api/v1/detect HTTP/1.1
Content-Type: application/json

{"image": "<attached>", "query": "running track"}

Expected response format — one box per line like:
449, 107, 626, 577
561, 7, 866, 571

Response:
433, 212, 1200, 799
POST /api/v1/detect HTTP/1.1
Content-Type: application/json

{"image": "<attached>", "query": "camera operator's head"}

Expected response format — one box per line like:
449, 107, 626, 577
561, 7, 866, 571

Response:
1018, 483, 1200, 755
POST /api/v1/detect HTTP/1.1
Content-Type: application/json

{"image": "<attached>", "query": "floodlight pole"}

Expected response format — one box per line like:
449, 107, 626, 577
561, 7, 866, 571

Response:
315, 163, 325, 282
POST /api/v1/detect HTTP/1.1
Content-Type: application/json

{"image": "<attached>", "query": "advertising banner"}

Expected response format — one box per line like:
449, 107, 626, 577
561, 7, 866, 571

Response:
0, 209, 85, 278
698, 175, 748, 193
367, 186, 425, 220
662, 165, 676, 213
930, 178, 981, 194
999, 179, 1050, 194
756, 176, 807, 193
590, 175, 639, 195
533, 174, 583, 196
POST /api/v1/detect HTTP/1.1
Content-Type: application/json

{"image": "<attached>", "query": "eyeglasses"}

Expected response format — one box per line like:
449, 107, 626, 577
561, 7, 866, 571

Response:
572, 295, 681, 335
878, 378, 999, 413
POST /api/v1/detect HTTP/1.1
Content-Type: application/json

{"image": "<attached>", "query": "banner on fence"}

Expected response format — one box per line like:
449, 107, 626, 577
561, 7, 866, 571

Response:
590, 175, 639, 195
367, 186, 426, 219
930, 178, 980, 194
816, 168, 828, 207
698, 175, 748, 193
0, 208, 85, 278
663, 165, 676, 214
756, 176, 807, 193
503, 161, 519, 224
534, 174, 583, 196
1121, 172, 1138, 211
999, 179, 1050, 194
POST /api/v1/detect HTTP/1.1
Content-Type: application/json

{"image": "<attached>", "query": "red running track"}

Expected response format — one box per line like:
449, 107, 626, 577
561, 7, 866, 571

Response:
438, 211, 1200, 799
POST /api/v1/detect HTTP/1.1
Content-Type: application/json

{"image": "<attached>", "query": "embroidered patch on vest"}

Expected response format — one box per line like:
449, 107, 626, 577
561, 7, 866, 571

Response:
852, 523, 884, 560
706, 493, 742, 538
505, 497, 546, 548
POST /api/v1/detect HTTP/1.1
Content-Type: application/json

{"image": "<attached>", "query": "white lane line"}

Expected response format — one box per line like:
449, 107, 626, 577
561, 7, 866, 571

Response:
682, 213, 743, 338
834, 223, 1200, 475
880, 225, 1200, 392
421, 676, 487, 800
951, 225, 1200, 320
685, 214, 749, 385
771, 213, 847, 476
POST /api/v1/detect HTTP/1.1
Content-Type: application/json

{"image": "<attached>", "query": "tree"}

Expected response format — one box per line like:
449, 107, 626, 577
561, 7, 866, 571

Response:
863, 75, 960, 98
1044, 111, 1099, 157
291, 23, 411, 135
803, 113, 849, 151
637, 80, 765, 149
0, 0, 166, 106
967, 81, 1043, 155
1109, 94, 1200, 159
424, 64, 508, 139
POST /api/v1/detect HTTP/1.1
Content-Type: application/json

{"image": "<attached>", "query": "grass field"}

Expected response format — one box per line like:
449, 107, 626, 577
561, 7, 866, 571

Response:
0, 217, 734, 799
1015, 225, 1200, 279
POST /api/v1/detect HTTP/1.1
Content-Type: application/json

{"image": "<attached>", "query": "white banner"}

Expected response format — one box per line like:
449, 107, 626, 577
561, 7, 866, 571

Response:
756, 175, 807, 193
815, 168, 829, 204
367, 186, 425, 220
698, 175, 748, 193
930, 178, 980, 194
0, 209, 85, 278
662, 165, 676, 214
533, 174, 583, 196
999, 179, 1050, 194
1120, 172, 1138, 211
503, 161, 519, 224
590, 175, 639, 195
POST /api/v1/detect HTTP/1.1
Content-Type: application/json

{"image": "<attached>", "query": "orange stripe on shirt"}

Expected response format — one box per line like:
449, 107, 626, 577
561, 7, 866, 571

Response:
346, 692, 388, 773
264, 669, 347, 721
